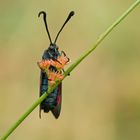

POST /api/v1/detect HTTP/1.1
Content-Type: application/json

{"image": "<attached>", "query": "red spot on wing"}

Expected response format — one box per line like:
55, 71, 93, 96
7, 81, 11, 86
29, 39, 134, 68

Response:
57, 83, 62, 104
51, 83, 62, 119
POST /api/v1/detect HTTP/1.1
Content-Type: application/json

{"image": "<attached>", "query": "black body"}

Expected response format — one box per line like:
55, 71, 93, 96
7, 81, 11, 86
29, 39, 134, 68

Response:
39, 45, 62, 119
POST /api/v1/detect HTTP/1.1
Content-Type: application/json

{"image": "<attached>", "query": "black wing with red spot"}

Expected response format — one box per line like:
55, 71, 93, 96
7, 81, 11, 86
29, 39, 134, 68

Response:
51, 83, 62, 119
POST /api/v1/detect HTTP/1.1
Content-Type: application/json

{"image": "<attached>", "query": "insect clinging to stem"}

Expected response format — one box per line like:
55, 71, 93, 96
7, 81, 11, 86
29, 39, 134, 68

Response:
38, 10, 74, 119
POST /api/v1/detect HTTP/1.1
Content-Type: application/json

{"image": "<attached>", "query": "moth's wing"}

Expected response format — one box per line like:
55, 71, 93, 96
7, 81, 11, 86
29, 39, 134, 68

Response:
39, 71, 48, 118
39, 71, 43, 118
51, 82, 62, 119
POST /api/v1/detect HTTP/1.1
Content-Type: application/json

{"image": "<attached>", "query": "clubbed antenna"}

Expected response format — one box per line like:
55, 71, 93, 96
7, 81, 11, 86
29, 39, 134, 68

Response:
54, 11, 75, 44
38, 11, 52, 44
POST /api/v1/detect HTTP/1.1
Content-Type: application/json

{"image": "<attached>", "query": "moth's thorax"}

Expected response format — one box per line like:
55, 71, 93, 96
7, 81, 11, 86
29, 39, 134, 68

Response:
42, 43, 61, 60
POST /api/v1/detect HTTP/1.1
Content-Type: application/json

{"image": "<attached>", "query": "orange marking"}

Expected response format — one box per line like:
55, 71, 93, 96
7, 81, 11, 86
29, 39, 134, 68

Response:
37, 60, 51, 69
48, 70, 64, 85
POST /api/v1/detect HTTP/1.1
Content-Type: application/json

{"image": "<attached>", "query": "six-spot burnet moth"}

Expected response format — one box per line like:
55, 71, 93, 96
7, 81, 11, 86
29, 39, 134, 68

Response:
38, 11, 74, 119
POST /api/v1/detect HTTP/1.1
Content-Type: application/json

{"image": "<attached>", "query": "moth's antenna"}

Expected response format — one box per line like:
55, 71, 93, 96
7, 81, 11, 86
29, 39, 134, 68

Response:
38, 11, 52, 44
54, 11, 75, 44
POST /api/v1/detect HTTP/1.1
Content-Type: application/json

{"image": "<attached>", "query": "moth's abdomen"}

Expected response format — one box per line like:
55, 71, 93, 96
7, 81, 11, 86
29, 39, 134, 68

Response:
42, 87, 58, 112
40, 71, 58, 113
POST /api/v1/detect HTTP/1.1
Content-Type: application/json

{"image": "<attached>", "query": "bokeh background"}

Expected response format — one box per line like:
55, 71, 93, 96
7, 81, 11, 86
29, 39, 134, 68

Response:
0, 0, 140, 140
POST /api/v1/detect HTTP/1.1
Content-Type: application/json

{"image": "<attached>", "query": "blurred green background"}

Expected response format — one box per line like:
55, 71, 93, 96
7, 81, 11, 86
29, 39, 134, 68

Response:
0, 0, 140, 140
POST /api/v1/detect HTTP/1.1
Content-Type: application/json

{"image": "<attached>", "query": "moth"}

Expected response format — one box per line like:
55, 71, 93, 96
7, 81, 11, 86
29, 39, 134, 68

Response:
38, 11, 74, 118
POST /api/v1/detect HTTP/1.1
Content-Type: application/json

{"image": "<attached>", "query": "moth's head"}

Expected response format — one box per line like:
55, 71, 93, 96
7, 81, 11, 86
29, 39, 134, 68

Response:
48, 43, 59, 54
